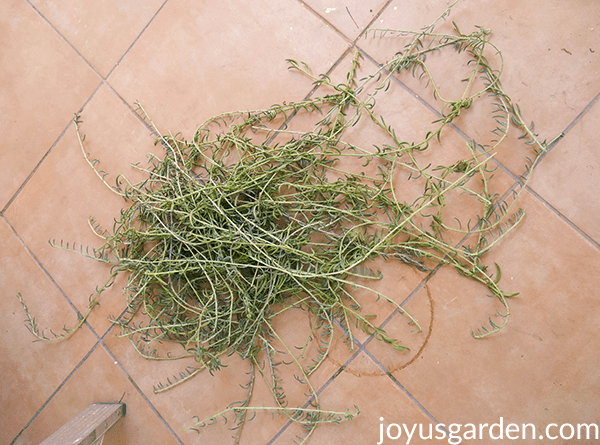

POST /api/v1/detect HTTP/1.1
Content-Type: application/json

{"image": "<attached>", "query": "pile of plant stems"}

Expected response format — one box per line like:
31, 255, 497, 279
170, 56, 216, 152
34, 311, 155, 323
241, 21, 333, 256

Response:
19, 2, 556, 443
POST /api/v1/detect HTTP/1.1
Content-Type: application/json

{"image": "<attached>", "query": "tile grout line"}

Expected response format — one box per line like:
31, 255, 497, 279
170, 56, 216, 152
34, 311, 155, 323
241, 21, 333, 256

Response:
363, 348, 450, 431
361, 172, 525, 352
25, 0, 104, 79
98, 343, 187, 445
357, 49, 600, 253
525, 185, 600, 250
538, 90, 600, 160
266, 342, 365, 444
523, 90, 600, 250
516, 90, 600, 252
292, 0, 354, 45
104, 0, 170, 81
3, 214, 107, 444
1, 81, 104, 216
355, 48, 523, 184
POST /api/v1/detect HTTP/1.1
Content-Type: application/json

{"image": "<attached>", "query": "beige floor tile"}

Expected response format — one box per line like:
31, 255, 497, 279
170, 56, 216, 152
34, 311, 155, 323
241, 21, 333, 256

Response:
107, 0, 351, 138
0, 0, 100, 210
391, 190, 600, 443
11, 345, 181, 445
4, 84, 157, 338
30, 0, 166, 78
530, 98, 600, 245
0, 219, 98, 443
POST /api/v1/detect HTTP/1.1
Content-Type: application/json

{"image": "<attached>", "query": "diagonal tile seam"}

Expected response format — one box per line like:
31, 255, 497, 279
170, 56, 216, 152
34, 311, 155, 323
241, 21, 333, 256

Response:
523, 90, 600, 249
2, 215, 111, 443
525, 186, 600, 250
533, 90, 600, 163
104, 0, 171, 81
0, 97, 94, 216
292, 0, 352, 43
9, 339, 103, 445
7, 324, 186, 445
355, 49, 526, 182
362, 348, 454, 437
333, 171, 527, 353
97, 342, 187, 445
24, 0, 103, 76
294, 0, 397, 49
24, 0, 170, 83
1, 214, 103, 343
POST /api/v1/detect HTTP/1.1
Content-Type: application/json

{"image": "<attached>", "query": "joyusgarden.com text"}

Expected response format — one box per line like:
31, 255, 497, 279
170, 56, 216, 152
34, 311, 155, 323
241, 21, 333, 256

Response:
377, 417, 599, 444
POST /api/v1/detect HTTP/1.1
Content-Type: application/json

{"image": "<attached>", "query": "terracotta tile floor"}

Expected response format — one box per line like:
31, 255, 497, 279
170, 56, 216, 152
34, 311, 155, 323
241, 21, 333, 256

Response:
2, 0, 599, 444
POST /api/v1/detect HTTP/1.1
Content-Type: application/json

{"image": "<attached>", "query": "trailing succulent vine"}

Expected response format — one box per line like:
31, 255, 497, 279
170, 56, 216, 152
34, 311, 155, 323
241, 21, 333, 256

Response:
18, 2, 560, 443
